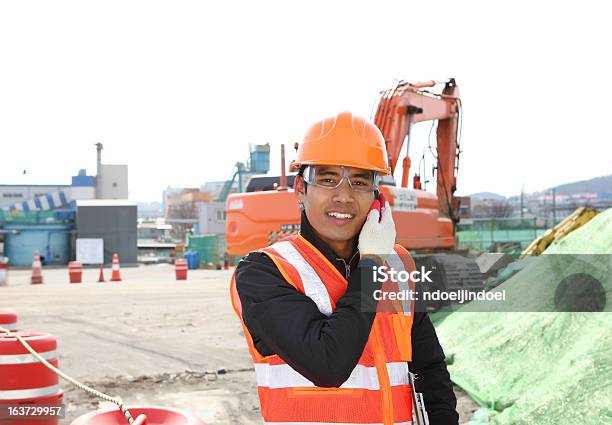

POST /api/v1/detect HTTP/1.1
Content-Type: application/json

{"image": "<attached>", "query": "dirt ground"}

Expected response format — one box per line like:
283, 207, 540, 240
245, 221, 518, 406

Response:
2, 265, 479, 424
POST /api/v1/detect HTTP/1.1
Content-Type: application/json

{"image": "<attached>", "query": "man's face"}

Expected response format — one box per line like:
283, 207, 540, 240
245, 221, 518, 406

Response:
295, 166, 376, 251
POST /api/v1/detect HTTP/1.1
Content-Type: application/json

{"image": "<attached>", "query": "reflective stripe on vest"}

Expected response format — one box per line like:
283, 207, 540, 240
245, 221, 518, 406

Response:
385, 253, 411, 316
272, 241, 333, 317
255, 361, 409, 389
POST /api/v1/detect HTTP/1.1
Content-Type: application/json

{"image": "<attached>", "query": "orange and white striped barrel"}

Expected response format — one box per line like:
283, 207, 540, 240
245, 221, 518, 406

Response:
68, 261, 82, 284
0, 392, 64, 425
31, 251, 43, 285
0, 309, 17, 331
0, 331, 63, 425
175, 259, 188, 281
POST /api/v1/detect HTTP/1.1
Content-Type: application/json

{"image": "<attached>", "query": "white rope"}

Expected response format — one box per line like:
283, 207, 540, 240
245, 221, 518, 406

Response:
0, 327, 135, 424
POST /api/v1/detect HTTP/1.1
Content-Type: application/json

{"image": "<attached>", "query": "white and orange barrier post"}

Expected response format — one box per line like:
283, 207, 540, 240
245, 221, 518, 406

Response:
31, 251, 43, 285
0, 258, 8, 286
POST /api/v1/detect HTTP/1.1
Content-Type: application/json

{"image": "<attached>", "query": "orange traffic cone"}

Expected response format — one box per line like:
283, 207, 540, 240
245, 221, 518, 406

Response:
110, 254, 122, 282
97, 264, 106, 282
31, 250, 43, 284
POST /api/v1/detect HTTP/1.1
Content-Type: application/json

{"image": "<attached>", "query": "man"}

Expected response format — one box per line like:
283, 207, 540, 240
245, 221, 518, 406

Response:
230, 112, 458, 424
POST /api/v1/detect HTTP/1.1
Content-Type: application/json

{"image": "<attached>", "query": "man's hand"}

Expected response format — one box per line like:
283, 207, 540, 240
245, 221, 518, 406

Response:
358, 193, 396, 262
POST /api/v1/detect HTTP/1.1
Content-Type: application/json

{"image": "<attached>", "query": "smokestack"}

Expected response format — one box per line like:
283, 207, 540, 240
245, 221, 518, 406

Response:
95, 143, 103, 177
95, 143, 103, 199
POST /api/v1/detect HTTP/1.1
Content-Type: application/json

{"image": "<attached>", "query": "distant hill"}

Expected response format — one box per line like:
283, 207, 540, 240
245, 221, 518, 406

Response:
547, 174, 612, 195
467, 192, 506, 200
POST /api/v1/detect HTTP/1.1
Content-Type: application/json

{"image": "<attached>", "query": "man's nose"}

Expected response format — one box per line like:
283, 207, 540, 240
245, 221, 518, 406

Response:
331, 178, 355, 202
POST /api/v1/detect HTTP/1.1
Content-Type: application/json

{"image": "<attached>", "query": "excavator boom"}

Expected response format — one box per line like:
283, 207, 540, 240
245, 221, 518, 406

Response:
374, 79, 461, 224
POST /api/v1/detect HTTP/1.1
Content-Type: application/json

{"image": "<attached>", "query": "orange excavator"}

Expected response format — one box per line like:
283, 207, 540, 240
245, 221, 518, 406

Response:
226, 79, 483, 306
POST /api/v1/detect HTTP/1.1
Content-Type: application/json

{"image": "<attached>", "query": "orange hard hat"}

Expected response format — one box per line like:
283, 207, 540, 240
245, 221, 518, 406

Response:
292, 111, 390, 174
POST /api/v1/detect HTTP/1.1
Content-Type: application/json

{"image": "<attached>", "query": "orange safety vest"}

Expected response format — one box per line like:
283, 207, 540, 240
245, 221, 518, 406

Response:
230, 235, 416, 425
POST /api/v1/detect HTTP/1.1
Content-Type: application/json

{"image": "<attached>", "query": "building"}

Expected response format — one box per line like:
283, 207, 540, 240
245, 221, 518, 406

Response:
0, 144, 130, 265
0, 172, 95, 211
96, 164, 128, 199
76, 200, 138, 265
163, 188, 226, 240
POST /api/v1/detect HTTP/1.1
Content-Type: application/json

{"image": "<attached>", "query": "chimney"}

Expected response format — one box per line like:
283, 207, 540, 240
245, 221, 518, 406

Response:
95, 143, 103, 177
95, 143, 103, 199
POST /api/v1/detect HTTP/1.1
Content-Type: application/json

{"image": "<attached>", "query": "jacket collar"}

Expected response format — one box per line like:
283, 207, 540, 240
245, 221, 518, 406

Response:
298, 212, 360, 279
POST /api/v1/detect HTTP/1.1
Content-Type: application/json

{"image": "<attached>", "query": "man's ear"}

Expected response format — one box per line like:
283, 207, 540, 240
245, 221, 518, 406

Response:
294, 175, 306, 204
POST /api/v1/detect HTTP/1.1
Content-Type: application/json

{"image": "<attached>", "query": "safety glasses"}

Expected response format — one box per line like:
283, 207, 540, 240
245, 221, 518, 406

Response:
302, 165, 379, 193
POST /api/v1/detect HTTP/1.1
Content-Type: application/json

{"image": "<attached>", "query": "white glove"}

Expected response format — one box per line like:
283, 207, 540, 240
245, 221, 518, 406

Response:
358, 197, 396, 258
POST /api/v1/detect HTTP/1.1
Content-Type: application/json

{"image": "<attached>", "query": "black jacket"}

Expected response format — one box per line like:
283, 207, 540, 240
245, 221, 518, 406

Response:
235, 213, 458, 424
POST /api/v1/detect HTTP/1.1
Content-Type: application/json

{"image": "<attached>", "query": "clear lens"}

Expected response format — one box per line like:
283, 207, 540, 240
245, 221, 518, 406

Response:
303, 166, 378, 192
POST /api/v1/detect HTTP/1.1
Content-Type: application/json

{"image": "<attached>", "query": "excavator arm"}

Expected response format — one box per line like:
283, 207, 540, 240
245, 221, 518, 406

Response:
374, 79, 461, 225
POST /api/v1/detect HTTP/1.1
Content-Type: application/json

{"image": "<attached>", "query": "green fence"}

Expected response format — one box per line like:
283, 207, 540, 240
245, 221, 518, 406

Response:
187, 234, 221, 265
0, 210, 73, 225
457, 218, 547, 255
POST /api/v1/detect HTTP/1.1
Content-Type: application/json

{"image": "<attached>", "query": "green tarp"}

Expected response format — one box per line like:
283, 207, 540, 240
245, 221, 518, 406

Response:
434, 208, 612, 424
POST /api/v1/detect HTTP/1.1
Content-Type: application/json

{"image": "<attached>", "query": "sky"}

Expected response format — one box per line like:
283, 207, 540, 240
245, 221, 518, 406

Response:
1, 1, 610, 202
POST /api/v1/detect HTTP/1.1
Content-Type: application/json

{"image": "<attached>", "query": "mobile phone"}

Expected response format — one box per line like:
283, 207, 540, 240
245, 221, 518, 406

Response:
372, 190, 384, 222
